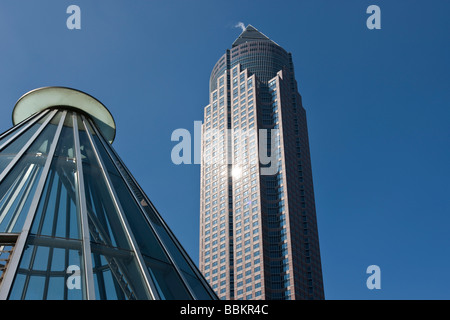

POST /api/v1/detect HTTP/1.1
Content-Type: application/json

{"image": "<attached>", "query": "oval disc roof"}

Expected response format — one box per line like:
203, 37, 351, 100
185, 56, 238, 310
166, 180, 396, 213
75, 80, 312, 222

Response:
13, 86, 116, 144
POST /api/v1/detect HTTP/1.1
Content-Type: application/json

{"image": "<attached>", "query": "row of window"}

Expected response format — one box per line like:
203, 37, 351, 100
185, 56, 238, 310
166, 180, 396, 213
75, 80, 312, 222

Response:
205, 66, 277, 300
204, 248, 261, 282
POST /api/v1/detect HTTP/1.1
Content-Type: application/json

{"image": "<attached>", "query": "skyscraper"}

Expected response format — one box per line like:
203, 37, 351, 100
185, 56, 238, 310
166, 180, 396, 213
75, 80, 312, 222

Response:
0, 86, 216, 300
199, 25, 324, 300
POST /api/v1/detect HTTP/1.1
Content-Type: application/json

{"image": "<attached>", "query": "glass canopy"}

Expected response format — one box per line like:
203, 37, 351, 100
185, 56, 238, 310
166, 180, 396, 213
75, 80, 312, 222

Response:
0, 88, 216, 300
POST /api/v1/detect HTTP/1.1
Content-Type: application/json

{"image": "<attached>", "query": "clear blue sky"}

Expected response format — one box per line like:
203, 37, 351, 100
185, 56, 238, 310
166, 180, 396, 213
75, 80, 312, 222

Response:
0, 0, 449, 300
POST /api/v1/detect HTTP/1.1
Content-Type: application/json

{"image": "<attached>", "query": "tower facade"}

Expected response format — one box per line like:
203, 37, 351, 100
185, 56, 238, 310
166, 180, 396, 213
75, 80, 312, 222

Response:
199, 25, 324, 300
0, 87, 216, 300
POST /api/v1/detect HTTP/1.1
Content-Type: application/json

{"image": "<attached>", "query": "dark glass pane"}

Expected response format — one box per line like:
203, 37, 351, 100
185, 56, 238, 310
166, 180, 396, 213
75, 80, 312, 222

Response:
47, 277, 65, 300
0, 124, 27, 150
88, 121, 213, 299
182, 271, 213, 300
84, 120, 161, 255
144, 256, 192, 299
83, 119, 194, 299
77, 115, 151, 300
91, 244, 146, 300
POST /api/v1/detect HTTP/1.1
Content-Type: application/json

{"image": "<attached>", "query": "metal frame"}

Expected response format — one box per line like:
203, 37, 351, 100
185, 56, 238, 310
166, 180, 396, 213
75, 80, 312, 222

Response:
0, 233, 18, 285
88, 118, 196, 299
87, 118, 218, 300
19, 169, 58, 299
7, 168, 40, 235
72, 112, 96, 300
0, 110, 66, 300
0, 164, 37, 229
0, 109, 57, 185
0, 109, 50, 151
80, 115, 159, 300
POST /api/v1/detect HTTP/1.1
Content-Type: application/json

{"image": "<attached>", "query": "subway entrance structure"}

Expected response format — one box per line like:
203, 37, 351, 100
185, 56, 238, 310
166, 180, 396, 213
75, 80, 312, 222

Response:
0, 87, 216, 300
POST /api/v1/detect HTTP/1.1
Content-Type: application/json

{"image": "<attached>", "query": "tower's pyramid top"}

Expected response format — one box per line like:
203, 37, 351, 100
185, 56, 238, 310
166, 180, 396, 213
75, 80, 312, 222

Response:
232, 24, 277, 47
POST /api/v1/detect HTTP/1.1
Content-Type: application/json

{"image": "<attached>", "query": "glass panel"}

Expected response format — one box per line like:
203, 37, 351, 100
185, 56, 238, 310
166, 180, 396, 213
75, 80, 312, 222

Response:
77, 115, 151, 300
0, 113, 49, 174
91, 244, 144, 300
8, 235, 83, 300
0, 112, 60, 233
84, 118, 193, 299
144, 256, 193, 300
30, 113, 80, 240
0, 128, 18, 148
0, 112, 44, 149
0, 125, 27, 151
88, 119, 213, 299
181, 271, 213, 300
47, 277, 65, 300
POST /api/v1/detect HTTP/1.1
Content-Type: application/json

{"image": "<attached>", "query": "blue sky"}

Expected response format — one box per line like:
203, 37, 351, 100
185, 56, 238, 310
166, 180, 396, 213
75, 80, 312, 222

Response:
0, 0, 449, 299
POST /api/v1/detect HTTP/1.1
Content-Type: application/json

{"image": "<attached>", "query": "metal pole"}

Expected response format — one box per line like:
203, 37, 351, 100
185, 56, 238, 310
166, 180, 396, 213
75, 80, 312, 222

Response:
80, 115, 159, 300
0, 110, 57, 185
72, 112, 96, 300
0, 109, 50, 152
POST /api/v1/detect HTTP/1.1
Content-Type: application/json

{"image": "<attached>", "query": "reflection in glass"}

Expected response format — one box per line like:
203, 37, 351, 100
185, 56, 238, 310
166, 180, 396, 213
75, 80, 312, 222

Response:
77, 116, 152, 300
7, 112, 86, 300
8, 235, 83, 300
84, 118, 196, 299
0, 112, 59, 234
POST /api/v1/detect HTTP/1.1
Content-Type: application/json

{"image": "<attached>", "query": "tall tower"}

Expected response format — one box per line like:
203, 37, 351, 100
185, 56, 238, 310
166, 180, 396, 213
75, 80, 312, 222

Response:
0, 87, 216, 300
199, 25, 324, 300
